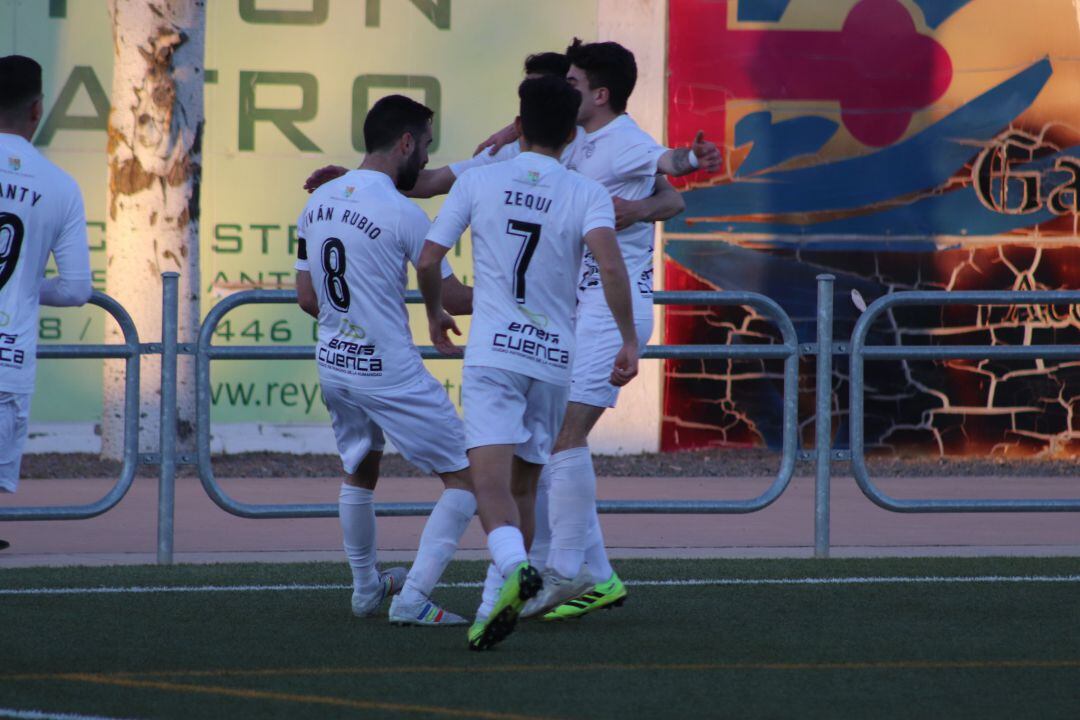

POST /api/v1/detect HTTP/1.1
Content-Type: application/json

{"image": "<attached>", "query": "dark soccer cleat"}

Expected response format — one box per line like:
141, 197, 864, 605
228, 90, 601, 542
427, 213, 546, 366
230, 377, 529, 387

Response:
467, 562, 542, 650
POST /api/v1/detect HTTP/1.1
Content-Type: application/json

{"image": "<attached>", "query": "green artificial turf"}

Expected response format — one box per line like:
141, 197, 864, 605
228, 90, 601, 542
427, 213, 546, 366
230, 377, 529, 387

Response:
1, 557, 1079, 719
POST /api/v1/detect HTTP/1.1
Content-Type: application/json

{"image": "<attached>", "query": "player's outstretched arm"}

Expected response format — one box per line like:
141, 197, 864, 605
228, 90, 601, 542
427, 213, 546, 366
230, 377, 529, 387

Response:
295, 270, 318, 318
657, 130, 721, 177
612, 176, 685, 231
441, 274, 473, 316
403, 166, 457, 199
303, 165, 348, 193
583, 226, 639, 387
417, 240, 463, 356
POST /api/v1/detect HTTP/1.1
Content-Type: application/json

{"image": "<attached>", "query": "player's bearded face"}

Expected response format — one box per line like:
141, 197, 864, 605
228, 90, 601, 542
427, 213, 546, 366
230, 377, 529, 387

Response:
397, 131, 429, 191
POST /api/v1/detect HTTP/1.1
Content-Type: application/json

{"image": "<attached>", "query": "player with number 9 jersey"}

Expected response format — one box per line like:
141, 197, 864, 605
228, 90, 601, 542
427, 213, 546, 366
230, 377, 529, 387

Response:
0, 55, 92, 502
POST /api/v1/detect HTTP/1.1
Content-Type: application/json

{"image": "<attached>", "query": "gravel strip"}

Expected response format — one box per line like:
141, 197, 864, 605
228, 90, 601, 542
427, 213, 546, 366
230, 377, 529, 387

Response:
17, 449, 1080, 480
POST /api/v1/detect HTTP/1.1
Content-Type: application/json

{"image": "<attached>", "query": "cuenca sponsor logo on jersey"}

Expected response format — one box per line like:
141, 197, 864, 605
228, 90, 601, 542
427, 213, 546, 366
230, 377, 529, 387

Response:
0, 332, 25, 368
492, 321, 569, 368
637, 267, 654, 296
318, 336, 383, 376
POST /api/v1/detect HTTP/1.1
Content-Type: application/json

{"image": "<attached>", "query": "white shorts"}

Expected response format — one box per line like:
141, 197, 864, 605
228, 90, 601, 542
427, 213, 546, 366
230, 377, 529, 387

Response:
322, 373, 468, 476
0, 392, 31, 493
569, 302, 654, 409
462, 366, 570, 465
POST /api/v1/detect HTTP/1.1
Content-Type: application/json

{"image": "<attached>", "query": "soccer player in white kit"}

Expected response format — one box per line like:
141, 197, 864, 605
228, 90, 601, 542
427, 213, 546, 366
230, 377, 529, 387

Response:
417, 75, 639, 650
0, 56, 92, 552
460, 40, 723, 621
295, 95, 476, 626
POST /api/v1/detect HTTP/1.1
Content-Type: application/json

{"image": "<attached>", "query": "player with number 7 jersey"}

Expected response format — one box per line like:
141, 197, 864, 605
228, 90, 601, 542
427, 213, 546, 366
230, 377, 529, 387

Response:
417, 76, 638, 651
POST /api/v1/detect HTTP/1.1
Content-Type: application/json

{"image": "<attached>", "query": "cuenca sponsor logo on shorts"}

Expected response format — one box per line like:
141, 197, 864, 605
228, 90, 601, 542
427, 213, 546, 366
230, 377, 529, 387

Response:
318, 336, 383, 375
492, 321, 569, 367
0, 332, 24, 367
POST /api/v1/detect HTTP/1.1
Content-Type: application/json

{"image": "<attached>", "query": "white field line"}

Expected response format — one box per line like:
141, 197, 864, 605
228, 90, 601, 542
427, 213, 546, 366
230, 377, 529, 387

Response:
3, 575, 1080, 597
0, 709, 140, 720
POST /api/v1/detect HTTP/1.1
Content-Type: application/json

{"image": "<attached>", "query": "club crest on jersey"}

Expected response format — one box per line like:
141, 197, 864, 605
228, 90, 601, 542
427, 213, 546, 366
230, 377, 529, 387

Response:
344, 186, 355, 198
583, 142, 595, 159
339, 318, 366, 340
515, 304, 549, 328
7, 157, 19, 172
527, 170, 540, 184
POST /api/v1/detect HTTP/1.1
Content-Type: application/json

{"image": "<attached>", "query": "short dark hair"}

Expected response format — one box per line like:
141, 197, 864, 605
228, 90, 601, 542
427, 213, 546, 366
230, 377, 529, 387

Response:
0, 55, 42, 114
518, 75, 580, 150
363, 94, 434, 153
523, 52, 569, 78
565, 38, 636, 114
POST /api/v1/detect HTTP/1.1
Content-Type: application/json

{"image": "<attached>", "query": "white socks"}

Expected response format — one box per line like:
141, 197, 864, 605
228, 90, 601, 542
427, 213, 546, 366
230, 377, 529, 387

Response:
339, 483, 379, 594
400, 488, 476, 606
476, 562, 503, 620
487, 524, 528, 577
547, 447, 595, 580
584, 513, 613, 582
527, 467, 552, 572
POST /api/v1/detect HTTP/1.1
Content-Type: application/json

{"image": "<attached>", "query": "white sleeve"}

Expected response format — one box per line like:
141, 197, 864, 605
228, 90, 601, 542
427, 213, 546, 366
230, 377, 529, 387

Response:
581, 180, 616, 236
449, 142, 520, 178
426, 176, 473, 251
39, 184, 92, 307
402, 207, 452, 278
295, 211, 310, 272
612, 139, 667, 179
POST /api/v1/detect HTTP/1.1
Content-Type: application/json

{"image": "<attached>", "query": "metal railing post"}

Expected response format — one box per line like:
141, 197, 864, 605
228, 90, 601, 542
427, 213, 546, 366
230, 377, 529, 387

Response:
157, 272, 179, 565
814, 275, 835, 558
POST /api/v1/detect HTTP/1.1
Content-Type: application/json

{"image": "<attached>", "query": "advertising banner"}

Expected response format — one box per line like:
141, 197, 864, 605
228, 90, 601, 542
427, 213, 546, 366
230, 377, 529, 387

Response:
1, 0, 594, 443
665, 0, 1080, 456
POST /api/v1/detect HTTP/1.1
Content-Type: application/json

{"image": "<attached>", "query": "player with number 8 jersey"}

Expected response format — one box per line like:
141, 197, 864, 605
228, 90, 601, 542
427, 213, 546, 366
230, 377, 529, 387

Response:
294, 95, 478, 627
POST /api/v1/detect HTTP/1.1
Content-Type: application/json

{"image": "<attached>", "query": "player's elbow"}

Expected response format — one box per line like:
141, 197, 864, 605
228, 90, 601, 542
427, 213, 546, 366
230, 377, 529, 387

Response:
72, 278, 93, 306
666, 192, 686, 218
297, 295, 319, 318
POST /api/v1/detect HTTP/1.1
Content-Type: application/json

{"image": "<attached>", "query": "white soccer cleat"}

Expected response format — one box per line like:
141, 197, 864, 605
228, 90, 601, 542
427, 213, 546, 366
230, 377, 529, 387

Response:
389, 594, 468, 626
351, 567, 408, 618
520, 568, 594, 619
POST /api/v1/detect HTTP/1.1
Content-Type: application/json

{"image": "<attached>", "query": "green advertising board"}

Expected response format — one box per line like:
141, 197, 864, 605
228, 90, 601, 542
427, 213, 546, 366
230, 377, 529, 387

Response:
0, 0, 596, 428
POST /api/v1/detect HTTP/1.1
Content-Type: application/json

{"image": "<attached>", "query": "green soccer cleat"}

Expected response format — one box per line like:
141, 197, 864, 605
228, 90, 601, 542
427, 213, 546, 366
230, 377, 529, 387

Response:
541, 571, 627, 621
467, 562, 542, 651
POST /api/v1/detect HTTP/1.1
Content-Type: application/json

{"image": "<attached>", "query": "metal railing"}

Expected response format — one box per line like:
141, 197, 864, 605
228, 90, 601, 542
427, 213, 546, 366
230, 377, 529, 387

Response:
13, 272, 1080, 565
195, 289, 802, 519
0, 291, 141, 521
848, 287, 1080, 513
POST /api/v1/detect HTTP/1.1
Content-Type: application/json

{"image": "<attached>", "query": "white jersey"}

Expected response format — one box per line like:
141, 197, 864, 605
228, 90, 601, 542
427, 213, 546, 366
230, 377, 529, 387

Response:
427, 152, 613, 386
296, 169, 450, 391
0, 133, 90, 394
565, 114, 665, 318
452, 117, 664, 319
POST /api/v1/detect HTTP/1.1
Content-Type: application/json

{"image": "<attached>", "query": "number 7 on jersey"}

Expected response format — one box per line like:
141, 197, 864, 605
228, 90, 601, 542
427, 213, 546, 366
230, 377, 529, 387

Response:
507, 219, 541, 304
